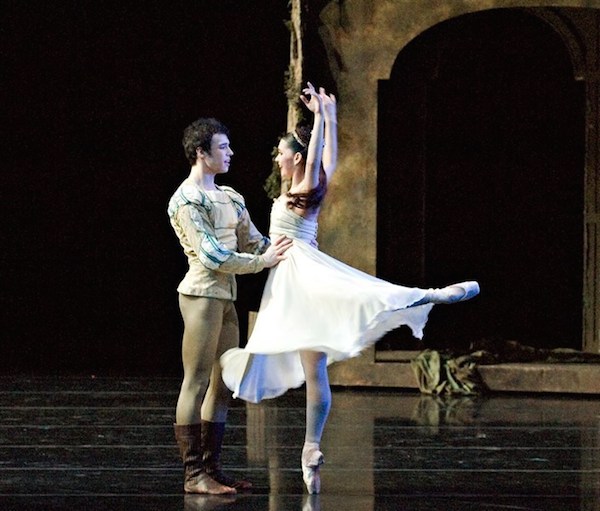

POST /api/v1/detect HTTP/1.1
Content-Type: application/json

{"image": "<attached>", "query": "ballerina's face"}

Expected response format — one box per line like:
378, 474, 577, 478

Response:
275, 139, 300, 180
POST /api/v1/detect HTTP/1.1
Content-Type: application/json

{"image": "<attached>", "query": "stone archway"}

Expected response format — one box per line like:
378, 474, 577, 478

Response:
310, 1, 600, 392
315, 1, 600, 361
377, 8, 585, 352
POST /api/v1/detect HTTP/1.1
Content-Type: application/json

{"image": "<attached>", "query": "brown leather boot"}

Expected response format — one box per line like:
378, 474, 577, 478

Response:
200, 420, 252, 490
173, 423, 236, 494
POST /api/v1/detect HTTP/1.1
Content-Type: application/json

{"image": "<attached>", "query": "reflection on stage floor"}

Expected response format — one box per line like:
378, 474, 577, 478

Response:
0, 376, 598, 510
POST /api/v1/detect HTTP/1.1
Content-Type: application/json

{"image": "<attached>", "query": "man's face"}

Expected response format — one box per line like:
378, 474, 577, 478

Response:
200, 133, 233, 174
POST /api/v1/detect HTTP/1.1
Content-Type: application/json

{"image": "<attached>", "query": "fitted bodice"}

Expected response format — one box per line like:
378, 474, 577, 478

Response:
268, 197, 318, 243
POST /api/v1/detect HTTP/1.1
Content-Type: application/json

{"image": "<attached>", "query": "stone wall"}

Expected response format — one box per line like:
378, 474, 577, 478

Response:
314, 0, 598, 264
309, 0, 600, 352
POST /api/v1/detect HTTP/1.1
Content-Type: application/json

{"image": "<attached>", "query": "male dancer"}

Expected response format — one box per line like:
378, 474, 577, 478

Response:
168, 117, 291, 494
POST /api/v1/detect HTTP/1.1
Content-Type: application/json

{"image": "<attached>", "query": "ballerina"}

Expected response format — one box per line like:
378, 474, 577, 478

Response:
220, 83, 479, 494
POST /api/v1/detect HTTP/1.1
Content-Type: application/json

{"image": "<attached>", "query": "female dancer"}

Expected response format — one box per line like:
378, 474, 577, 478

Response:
221, 83, 479, 494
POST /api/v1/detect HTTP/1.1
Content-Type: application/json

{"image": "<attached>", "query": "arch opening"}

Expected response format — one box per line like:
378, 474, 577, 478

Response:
377, 8, 585, 352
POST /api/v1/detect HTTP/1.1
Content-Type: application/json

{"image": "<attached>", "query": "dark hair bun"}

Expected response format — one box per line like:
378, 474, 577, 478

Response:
295, 123, 312, 147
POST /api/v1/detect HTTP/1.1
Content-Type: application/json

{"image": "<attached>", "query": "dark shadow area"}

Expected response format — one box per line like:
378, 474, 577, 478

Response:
377, 8, 584, 352
2, 0, 290, 375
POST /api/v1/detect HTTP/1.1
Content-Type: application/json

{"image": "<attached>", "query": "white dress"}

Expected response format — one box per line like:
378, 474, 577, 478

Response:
220, 197, 434, 403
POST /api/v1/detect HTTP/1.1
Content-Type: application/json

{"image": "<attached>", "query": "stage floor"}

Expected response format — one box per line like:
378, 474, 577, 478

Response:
1, 376, 599, 510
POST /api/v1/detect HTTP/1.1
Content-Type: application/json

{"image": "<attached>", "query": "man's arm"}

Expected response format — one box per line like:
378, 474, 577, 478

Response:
236, 209, 270, 255
178, 205, 268, 274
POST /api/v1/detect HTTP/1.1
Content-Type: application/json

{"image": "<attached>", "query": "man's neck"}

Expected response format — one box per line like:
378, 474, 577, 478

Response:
188, 164, 217, 191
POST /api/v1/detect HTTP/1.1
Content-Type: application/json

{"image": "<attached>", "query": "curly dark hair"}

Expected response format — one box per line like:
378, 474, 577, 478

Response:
182, 117, 230, 165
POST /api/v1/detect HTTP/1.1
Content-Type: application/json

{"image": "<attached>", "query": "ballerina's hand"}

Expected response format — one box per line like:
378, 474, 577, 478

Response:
319, 87, 337, 121
300, 82, 323, 114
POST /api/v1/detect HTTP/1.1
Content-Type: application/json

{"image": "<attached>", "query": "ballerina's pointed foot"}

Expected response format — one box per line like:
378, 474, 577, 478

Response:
428, 281, 480, 305
302, 443, 324, 494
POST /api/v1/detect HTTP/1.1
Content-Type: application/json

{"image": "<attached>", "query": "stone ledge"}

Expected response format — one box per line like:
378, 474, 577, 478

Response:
328, 348, 600, 395
478, 362, 600, 394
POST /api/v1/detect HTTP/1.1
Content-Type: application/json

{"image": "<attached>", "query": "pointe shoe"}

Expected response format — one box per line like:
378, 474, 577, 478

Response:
302, 443, 324, 494
427, 281, 480, 305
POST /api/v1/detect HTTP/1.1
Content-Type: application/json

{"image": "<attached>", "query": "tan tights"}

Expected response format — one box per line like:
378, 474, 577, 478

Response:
175, 295, 239, 425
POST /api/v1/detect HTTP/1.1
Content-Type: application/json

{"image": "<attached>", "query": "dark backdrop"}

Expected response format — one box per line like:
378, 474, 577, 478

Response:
377, 9, 584, 352
2, 0, 291, 375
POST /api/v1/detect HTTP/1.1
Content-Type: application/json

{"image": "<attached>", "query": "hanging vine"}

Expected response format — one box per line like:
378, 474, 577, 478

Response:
263, 0, 306, 199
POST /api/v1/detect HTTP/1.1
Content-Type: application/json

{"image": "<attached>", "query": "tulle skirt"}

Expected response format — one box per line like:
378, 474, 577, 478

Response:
220, 240, 433, 403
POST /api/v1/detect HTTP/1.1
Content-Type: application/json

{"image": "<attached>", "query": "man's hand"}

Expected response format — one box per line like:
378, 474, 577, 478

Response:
262, 235, 293, 268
